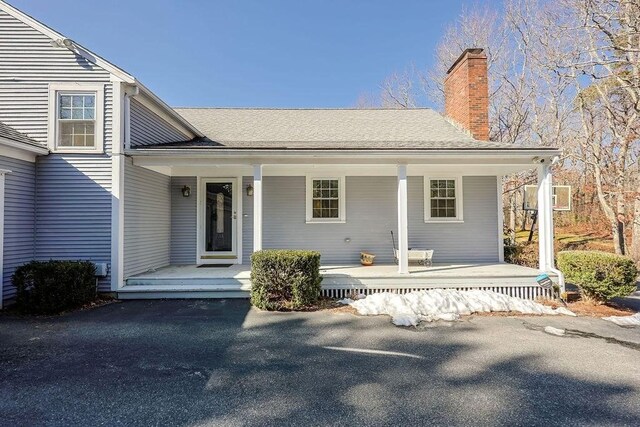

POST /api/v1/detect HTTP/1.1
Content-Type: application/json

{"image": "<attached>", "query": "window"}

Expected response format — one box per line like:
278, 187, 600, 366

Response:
424, 177, 463, 222
48, 83, 104, 153
306, 176, 346, 223
58, 94, 95, 148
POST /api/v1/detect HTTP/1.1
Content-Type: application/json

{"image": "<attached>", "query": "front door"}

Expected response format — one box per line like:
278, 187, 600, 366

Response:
200, 178, 238, 263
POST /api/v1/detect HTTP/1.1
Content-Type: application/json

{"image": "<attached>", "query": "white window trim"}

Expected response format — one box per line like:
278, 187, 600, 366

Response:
305, 175, 346, 224
424, 176, 464, 223
48, 82, 105, 153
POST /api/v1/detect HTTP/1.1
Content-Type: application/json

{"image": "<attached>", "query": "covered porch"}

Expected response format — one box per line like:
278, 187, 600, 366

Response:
120, 262, 555, 300
119, 147, 560, 299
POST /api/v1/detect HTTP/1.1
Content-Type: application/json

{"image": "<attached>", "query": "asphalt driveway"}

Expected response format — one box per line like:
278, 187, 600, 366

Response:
1, 299, 639, 426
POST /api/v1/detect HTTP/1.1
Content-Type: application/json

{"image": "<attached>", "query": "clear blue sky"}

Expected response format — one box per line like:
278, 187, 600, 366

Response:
11, 0, 490, 108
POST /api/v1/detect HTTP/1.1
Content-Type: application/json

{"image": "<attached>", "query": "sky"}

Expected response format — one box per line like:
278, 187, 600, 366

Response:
10, 0, 492, 108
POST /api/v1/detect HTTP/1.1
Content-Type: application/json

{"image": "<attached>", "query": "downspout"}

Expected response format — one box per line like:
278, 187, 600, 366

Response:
123, 84, 139, 150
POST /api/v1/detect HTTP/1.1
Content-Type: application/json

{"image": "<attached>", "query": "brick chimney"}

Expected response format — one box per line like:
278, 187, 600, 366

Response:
444, 48, 489, 141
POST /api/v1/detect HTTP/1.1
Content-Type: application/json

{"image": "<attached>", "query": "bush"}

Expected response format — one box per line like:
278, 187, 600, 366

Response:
504, 240, 538, 268
250, 250, 322, 310
12, 260, 97, 314
557, 251, 638, 303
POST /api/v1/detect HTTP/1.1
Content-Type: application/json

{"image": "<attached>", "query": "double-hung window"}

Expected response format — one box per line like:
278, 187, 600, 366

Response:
306, 176, 346, 223
424, 177, 463, 222
48, 83, 104, 153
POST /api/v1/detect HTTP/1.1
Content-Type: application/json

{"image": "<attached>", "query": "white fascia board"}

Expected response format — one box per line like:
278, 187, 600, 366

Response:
126, 148, 561, 165
0, 137, 49, 155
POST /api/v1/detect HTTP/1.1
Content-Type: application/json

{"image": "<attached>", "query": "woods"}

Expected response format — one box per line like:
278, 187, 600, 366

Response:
361, 0, 640, 260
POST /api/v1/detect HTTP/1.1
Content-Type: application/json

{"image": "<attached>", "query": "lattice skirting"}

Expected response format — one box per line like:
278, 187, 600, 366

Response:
321, 284, 553, 300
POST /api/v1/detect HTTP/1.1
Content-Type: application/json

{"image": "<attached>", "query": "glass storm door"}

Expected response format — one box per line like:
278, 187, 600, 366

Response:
202, 179, 237, 260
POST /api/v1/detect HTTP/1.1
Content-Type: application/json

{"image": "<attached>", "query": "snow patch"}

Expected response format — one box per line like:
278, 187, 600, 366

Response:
602, 312, 640, 326
544, 326, 566, 336
346, 289, 575, 326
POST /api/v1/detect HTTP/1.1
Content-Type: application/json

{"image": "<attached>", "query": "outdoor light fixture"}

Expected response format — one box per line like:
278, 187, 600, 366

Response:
246, 184, 254, 196
181, 185, 191, 197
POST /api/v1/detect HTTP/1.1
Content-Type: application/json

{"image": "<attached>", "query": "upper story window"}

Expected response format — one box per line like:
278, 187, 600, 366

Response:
306, 176, 346, 223
424, 176, 464, 222
48, 83, 104, 153
58, 94, 95, 148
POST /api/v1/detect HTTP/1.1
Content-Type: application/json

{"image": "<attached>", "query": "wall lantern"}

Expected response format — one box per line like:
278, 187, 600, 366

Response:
181, 185, 191, 198
246, 184, 254, 197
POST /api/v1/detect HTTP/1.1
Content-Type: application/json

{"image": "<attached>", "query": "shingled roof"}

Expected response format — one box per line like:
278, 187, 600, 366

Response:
0, 121, 44, 149
139, 108, 553, 151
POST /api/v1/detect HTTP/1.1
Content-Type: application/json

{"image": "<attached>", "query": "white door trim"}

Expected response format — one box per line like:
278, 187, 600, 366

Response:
196, 177, 242, 264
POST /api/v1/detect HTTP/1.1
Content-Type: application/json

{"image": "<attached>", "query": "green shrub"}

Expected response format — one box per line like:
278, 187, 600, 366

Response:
250, 250, 322, 310
557, 251, 638, 303
12, 260, 97, 314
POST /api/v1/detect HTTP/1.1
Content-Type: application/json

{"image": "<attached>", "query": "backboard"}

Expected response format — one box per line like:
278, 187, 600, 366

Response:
523, 185, 572, 211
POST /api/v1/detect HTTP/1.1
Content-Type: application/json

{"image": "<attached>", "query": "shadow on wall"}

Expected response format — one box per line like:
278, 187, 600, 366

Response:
34, 155, 112, 290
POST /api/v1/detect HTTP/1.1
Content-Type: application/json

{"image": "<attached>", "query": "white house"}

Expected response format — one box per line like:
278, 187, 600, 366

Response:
0, 1, 560, 305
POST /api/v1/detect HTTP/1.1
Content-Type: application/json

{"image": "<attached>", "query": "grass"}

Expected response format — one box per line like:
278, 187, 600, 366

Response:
514, 227, 614, 253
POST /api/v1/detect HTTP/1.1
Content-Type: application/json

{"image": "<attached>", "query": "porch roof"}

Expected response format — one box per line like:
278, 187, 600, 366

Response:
135, 108, 558, 152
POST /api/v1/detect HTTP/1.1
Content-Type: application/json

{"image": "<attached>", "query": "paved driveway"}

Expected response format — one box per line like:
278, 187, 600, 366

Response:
1, 299, 639, 426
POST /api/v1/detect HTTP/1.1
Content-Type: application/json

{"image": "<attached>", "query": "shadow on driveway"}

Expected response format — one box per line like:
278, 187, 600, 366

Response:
1, 299, 639, 426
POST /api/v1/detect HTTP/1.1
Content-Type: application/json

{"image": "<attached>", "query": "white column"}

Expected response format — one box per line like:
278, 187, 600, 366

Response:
537, 164, 554, 271
253, 164, 263, 252
397, 164, 409, 274
110, 82, 125, 291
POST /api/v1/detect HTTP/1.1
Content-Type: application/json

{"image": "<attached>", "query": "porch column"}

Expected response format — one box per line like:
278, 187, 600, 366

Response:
253, 164, 263, 252
397, 164, 409, 274
537, 163, 554, 270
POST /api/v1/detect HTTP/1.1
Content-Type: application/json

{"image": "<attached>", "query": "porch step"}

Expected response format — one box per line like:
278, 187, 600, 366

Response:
118, 283, 251, 299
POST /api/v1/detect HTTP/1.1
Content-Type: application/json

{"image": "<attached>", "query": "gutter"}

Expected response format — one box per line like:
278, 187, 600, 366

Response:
125, 147, 562, 159
0, 137, 49, 155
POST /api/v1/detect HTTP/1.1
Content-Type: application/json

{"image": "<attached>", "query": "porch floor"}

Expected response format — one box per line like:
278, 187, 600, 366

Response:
120, 263, 553, 300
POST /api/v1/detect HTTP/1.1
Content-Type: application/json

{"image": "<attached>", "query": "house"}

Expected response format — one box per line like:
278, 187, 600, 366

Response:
0, 1, 560, 306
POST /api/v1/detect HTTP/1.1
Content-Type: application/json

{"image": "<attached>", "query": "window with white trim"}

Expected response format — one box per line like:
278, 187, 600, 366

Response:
48, 83, 104, 153
424, 177, 463, 222
58, 93, 96, 148
306, 177, 346, 223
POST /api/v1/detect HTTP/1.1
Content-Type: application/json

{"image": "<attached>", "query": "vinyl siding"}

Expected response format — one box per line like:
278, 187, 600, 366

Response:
0, 10, 112, 146
130, 98, 190, 147
170, 177, 197, 264
123, 158, 171, 277
34, 155, 112, 290
408, 176, 499, 263
169, 175, 499, 266
1, 155, 36, 303
0, 9, 117, 290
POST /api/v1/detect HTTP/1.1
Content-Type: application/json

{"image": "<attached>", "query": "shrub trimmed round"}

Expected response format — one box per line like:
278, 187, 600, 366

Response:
557, 250, 638, 303
250, 250, 322, 310
12, 260, 97, 314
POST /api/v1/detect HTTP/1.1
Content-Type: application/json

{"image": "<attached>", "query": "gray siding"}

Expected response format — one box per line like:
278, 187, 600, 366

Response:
0, 10, 112, 146
0, 9, 115, 290
258, 176, 397, 264
130, 98, 189, 147
169, 175, 499, 266
408, 176, 499, 263
170, 177, 197, 264
1, 155, 36, 303
123, 159, 171, 277
35, 155, 113, 290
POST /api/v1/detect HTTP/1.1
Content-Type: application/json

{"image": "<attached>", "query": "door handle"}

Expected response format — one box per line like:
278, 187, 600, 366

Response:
233, 211, 237, 219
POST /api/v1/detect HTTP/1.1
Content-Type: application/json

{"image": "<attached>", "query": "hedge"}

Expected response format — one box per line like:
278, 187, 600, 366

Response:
557, 250, 638, 303
12, 260, 97, 314
250, 250, 322, 310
